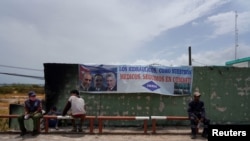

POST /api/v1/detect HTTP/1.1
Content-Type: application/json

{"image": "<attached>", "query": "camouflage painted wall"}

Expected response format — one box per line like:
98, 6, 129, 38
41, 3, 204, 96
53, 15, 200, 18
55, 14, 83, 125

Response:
44, 63, 250, 126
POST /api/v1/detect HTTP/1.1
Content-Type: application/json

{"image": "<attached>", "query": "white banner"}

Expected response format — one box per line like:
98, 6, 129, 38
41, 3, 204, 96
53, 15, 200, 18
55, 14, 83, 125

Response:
78, 64, 193, 95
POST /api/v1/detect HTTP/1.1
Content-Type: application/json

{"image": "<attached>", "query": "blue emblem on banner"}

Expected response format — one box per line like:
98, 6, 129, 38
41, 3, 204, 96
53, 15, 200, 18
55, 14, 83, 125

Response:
142, 81, 160, 91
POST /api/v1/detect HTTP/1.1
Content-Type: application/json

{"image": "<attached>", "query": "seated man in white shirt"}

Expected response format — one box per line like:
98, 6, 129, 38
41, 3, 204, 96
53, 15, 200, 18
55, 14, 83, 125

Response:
62, 90, 86, 132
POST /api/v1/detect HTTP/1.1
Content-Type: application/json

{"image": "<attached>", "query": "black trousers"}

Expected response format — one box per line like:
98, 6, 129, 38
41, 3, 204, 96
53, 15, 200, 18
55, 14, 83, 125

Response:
190, 114, 210, 135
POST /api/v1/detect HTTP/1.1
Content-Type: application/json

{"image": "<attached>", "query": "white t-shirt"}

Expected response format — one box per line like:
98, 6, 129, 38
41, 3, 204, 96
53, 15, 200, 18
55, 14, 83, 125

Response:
68, 95, 86, 115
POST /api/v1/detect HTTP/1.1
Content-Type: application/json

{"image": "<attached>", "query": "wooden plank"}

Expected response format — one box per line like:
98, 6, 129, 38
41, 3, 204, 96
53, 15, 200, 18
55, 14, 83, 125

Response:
97, 116, 149, 134
151, 116, 189, 133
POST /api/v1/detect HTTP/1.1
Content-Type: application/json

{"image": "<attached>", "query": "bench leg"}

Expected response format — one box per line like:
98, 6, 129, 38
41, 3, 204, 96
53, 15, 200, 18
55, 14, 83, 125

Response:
89, 119, 94, 133
152, 119, 156, 134
38, 118, 41, 132
98, 119, 103, 133
45, 118, 49, 133
143, 120, 148, 134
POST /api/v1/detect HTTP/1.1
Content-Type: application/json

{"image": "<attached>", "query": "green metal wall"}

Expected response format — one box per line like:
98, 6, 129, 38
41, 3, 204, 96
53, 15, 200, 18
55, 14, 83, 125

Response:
44, 63, 250, 126
193, 66, 250, 125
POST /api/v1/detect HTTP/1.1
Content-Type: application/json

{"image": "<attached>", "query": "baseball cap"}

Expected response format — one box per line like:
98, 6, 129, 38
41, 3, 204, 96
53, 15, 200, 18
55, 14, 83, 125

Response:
28, 91, 36, 97
193, 92, 201, 97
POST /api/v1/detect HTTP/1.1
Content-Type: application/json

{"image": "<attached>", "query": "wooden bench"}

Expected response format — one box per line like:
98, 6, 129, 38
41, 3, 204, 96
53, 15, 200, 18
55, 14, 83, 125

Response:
151, 116, 189, 134
1, 114, 192, 134
97, 116, 149, 134
0, 114, 96, 134
43, 115, 96, 133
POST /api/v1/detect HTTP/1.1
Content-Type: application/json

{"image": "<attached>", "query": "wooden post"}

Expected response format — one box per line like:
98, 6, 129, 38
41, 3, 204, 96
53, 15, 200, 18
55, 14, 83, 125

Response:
152, 119, 156, 134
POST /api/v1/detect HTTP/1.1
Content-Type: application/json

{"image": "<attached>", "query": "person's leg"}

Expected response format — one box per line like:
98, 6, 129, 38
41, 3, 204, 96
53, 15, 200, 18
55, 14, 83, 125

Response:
202, 118, 210, 138
71, 119, 77, 132
74, 118, 81, 132
190, 118, 198, 139
78, 115, 85, 132
189, 114, 198, 139
55, 119, 59, 130
49, 119, 58, 129
17, 114, 27, 136
31, 112, 42, 135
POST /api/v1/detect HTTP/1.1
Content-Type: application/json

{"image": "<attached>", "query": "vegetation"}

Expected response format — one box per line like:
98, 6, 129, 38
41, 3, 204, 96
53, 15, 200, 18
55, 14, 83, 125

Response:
0, 108, 8, 131
0, 84, 45, 131
0, 84, 44, 94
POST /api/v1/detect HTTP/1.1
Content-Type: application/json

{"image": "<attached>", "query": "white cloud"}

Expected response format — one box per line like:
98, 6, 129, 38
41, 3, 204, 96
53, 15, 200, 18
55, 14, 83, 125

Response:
1, 0, 250, 84
2, 0, 223, 65
206, 11, 250, 37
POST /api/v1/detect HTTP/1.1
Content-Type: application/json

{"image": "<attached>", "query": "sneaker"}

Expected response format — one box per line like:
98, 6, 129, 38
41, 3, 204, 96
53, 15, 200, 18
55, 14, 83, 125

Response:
191, 134, 196, 139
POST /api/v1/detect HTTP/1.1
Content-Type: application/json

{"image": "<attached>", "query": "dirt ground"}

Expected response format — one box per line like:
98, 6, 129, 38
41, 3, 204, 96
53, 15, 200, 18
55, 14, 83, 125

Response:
0, 126, 207, 141
0, 134, 207, 141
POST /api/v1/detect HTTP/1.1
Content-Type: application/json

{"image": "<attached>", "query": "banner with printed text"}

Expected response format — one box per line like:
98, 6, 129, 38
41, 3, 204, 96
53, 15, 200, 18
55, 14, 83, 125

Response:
78, 64, 193, 95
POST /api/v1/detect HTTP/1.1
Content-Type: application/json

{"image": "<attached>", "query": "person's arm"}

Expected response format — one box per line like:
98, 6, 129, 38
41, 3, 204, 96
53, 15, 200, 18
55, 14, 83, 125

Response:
188, 101, 199, 121
187, 102, 193, 119
82, 98, 86, 112
24, 103, 29, 115
24, 101, 30, 115
55, 111, 62, 115
36, 100, 42, 113
62, 101, 71, 116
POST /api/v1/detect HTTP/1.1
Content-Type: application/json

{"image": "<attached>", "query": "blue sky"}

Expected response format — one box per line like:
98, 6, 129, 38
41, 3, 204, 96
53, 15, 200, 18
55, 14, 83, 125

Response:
0, 0, 250, 84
